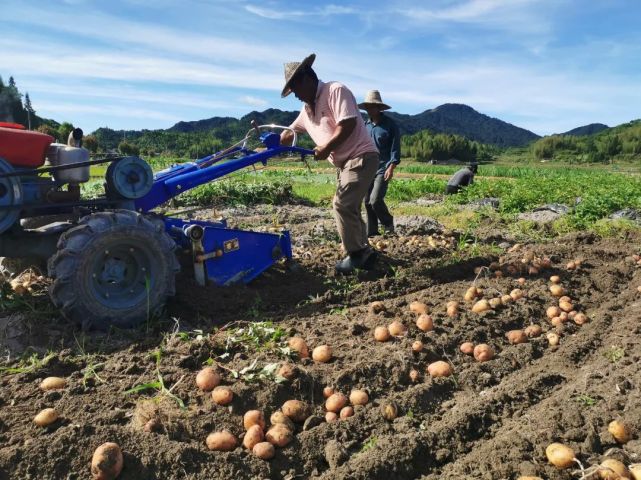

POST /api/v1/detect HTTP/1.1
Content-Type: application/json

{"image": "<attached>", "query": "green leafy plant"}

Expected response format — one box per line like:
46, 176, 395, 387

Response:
603, 345, 625, 363
360, 436, 378, 453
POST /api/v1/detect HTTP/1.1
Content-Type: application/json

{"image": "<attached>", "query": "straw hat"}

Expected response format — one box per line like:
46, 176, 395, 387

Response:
281, 53, 316, 98
358, 90, 391, 110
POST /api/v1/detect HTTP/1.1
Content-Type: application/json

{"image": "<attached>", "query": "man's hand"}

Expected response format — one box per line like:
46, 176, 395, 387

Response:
314, 144, 331, 160
384, 164, 396, 181
280, 130, 294, 146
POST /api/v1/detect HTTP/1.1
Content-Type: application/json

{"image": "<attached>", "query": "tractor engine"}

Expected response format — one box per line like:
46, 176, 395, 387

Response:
0, 123, 90, 234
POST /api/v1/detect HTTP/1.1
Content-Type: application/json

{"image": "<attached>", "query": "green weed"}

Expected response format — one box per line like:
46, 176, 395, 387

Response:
360, 436, 378, 453
603, 346, 625, 363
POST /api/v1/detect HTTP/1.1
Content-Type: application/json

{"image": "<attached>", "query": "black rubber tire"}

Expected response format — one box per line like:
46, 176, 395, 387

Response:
48, 210, 180, 330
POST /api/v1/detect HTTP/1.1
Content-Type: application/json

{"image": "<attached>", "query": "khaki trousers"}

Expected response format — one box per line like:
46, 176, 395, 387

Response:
332, 152, 379, 253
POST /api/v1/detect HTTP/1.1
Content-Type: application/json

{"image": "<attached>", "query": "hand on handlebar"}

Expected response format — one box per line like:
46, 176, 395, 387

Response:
314, 144, 331, 160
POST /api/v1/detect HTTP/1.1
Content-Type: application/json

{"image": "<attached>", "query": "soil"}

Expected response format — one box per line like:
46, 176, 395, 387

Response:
1, 203, 641, 480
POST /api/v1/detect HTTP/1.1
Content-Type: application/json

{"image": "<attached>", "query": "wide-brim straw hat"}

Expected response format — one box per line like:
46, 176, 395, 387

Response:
281, 53, 316, 98
358, 90, 391, 110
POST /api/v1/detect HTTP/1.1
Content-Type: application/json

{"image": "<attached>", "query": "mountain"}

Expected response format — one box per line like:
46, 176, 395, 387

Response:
386, 104, 540, 147
561, 123, 609, 136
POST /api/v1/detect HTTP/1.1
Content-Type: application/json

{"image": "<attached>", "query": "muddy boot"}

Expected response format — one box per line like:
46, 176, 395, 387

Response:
335, 247, 377, 274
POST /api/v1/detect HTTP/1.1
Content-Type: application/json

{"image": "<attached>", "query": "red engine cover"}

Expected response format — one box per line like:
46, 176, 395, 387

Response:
0, 126, 54, 168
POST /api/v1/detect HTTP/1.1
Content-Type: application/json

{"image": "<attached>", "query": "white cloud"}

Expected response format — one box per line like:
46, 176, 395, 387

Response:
239, 95, 268, 107
244, 3, 355, 20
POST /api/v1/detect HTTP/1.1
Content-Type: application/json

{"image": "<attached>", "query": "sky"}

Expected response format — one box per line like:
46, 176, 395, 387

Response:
1, 0, 640, 136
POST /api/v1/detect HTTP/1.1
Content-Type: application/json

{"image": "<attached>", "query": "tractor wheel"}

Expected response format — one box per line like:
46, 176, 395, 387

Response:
48, 210, 180, 330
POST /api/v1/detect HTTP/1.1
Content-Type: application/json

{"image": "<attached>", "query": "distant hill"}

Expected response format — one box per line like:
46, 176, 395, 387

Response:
561, 123, 609, 136
387, 104, 540, 147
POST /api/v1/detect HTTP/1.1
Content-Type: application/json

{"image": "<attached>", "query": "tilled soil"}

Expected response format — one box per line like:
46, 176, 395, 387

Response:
1, 205, 641, 480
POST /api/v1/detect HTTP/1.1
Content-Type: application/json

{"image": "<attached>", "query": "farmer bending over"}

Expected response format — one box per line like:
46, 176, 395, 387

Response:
279, 53, 380, 274
445, 163, 478, 195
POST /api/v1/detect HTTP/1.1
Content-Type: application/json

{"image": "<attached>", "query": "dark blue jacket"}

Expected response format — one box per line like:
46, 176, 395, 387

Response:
365, 113, 401, 175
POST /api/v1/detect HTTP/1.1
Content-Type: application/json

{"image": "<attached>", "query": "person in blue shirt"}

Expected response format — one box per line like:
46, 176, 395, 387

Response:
359, 90, 401, 236
445, 163, 478, 194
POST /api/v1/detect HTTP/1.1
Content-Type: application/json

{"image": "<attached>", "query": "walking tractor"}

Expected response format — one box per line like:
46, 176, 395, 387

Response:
0, 121, 313, 329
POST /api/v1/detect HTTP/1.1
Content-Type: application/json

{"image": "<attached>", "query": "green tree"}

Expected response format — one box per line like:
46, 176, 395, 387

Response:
37, 124, 59, 139
118, 141, 140, 156
83, 135, 99, 153
58, 122, 74, 144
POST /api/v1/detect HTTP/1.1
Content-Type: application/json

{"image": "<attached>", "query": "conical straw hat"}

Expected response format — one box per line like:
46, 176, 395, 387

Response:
358, 90, 391, 110
281, 53, 316, 98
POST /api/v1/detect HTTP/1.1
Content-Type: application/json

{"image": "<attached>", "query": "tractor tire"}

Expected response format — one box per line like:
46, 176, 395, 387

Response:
48, 210, 180, 330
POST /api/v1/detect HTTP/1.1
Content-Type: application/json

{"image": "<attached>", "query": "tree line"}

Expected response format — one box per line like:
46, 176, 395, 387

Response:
401, 130, 498, 163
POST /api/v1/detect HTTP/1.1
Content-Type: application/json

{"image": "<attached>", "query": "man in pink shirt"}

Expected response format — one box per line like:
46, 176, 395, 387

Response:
280, 53, 380, 274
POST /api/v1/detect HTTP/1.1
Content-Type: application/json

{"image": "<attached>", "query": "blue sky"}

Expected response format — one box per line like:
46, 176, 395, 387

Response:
1, 0, 640, 135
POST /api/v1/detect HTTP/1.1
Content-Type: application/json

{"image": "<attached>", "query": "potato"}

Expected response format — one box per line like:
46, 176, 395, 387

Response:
506, 330, 527, 345
568, 310, 577, 320
349, 390, 369, 406
550, 284, 565, 297
243, 424, 264, 450
510, 289, 524, 301
550, 275, 561, 284
278, 363, 297, 380
598, 459, 630, 479
270, 411, 294, 430
547, 332, 560, 346
40, 376, 66, 391
464, 288, 477, 302
388, 320, 407, 337
472, 299, 491, 313
608, 420, 632, 444
288, 337, 309, 358
446, 305, 459, 317
282, 399, 310, 422
566, 261, 577, 270
517, 477, 543, 480
312, 345, 332, 363
325, 393, 348, 413
630, 464, 641, 480
637, 286, 641, 294
547, 306, 562, 319
206, 431, 237, 451
473, 344, 494, 362
528, 266, 539, 275
559, 300, 573, 313
460, 342, 474, 355
559, 311, 568, 321
409, 369, 420, 382
545, 442, 575, 468
489, 297, 502, 309
517, 277, 526, 285
501, 294, 513, 305
91, 442, 124, 480
252, 441, 275, 460
374, 326, 391, 342
266, 424, 293, 447
416, 314, 434, 332
369, 301, 386, 314
573, 313, 588, 325
325, 411, 338, 423
196, 367, 221, 392
409, 301, 429, 315
550, 316, 564, 327
524, 325, 542, 338
427, 361, 452, 377
495, 270, 504, 278
243, 410, 266, 431
410, 340, 423, 353
381, 402, 398, 421
322, 386, 335, 399
447, 300, 459, 308
339, 406, 354, 419
559, 295, 572, 303
211, 386, 233, 406
33, 408, 59, 427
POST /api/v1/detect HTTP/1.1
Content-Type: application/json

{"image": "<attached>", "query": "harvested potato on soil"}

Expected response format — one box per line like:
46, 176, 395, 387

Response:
545, 442, 575, 468
546, 332, 560, 346
409, 301, 429, 314
339, 406, 354, 419
369, 301, 386, 314
211, 386, 233, 406
253, 441, 275, 460
270, 411, 294, 430
196, 367, 221, 392
312, 345, 332, 363
388, 320, 407, 337
325, 412, 338, 423
524, 325, 542, 338
510, 288, 524, 301
506, 330, 527, 345
416, 314, 434, 332
559, 299, 573, 312
288, 337, 309, 358
243, 424, 264, 450
573, 313, 588, 325
427, 361, 452, 377
243, 410, 266, 430
266, 424, 293, 447
278, 363, 297, 380
325, 393, 348, 413
206, 431, 237, 452
374, 326, 391, 342
473, 344, 494, 362
446, 304, 459, 317
550, 275, 561, 284
460, 342, 474, 355
381, 402, 398, 421
550, 284, 565, 297
547, 306, 561, 319
489, 297, 502, 309
630, 464, 641, 480
40, 376, 66, 391
472, 299, 491, 313
282, 400, 310, 422
412, 340, 424, 353
91, 442, 124, 480
517, 277, 526, 285
409, 369, 420, 382
598, 459, 630, 479
33, 408, 58, 427
500, 294, 512, 305
349, 390, 369, 406
608, 420, 632, 444
323, 386, 335, 399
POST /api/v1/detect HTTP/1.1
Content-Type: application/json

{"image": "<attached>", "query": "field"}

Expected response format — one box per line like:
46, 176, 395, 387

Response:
2, 158, 641, 480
